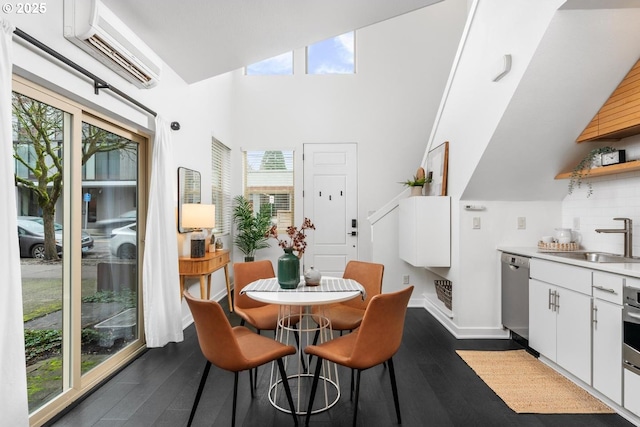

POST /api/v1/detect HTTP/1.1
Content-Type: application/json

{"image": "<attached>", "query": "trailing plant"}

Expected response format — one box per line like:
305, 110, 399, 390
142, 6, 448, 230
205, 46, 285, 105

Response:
568, 146, 616, 197
232, 195, 272, 260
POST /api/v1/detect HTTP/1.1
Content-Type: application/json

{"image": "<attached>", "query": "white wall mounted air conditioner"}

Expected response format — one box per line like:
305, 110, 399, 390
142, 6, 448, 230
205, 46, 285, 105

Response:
63, 0, 161, 89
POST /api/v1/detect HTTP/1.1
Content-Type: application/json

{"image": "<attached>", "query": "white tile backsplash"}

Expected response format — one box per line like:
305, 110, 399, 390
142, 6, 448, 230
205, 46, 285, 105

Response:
563, 169, 640, 256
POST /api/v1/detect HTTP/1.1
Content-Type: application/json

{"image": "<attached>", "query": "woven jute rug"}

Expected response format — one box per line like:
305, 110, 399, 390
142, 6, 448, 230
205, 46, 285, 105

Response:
456, 349, 614, 414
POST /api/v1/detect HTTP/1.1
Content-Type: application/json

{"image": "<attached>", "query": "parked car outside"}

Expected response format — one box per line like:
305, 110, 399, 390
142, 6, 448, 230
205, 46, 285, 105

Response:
93, 210, 137, 234
110, 223, 137, 259
18, 216, 94, 259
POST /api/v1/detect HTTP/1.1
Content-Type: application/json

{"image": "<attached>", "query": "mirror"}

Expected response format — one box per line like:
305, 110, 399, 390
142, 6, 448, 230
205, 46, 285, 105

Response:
177, 167, 201, 232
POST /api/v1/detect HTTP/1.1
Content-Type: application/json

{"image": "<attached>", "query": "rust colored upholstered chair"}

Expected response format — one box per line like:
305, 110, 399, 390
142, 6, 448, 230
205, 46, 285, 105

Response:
304, 286, 414, 427
234, 260, 299, 331
233, 260, 303, 378
312, 260, 384, 332
184, 291, 298, 427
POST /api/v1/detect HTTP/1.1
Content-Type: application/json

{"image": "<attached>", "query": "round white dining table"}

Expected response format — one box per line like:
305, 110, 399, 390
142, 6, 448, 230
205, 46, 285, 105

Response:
243, 276, 365, 416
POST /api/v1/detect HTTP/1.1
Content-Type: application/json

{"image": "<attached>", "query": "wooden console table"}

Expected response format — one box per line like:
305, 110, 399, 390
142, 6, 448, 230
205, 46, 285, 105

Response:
178, 249, 232, 311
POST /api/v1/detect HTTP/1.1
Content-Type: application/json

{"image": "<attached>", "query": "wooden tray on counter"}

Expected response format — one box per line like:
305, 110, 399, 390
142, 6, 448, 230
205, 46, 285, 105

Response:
537, 241, 579, 252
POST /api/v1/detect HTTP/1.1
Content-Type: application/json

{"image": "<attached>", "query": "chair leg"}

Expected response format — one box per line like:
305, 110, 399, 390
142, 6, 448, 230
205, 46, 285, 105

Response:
350, 368, 355, 401
249, 368, 254, 398
293, 326, 307, 372
253, 330, 261, 387
232, 371, 239, 427
305, 357, 323, 427
352, 369, 361, 427
388, 357, 402, 424
307, 329, 320, 368
187, 361, 211, 427
277, 358, 299, 426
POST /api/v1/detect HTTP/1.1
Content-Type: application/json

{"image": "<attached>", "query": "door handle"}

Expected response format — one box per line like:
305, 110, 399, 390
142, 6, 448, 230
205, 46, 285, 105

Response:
555, 292, 560, 312
548, 289, 554, 311
347, 231, 357, 236
592, 305, 598, 326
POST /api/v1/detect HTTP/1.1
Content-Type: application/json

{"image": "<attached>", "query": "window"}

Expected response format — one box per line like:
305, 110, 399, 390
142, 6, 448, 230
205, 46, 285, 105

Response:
307, 31, 355, 74
243, 150, 294, 230
211, 138, 231, 235
245, 52, 293, 75
13, 77, 147, 424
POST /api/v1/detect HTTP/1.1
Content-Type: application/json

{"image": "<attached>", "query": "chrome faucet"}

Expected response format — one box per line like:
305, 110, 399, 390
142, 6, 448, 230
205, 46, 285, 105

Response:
595, 217, 633, 258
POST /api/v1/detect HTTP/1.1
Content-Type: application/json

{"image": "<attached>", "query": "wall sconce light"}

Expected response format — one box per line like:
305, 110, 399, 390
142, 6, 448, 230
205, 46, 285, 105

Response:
181, 203, 215, 258
493, 54, 512, 82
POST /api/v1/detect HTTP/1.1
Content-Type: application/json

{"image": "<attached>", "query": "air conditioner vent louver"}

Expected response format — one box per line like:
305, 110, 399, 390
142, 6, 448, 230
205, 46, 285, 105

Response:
86, 34, 153, 84
63, 0, 161, 89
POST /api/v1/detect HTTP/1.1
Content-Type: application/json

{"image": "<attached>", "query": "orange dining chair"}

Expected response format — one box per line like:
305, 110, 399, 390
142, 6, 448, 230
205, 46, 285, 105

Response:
184, 291, 298, 427
233, 260, 303, 377
311, 260, 384, 333
304, 286, 414, 427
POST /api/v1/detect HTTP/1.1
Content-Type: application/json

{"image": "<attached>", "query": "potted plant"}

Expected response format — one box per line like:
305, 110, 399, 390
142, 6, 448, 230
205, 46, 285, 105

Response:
232, 195, 272, 261
401, 167, 431, 196
568, 146, 616, 197
267, 218, 315, 289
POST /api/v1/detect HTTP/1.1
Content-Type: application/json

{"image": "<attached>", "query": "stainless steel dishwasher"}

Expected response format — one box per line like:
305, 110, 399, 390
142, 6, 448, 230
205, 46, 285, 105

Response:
501, 252, 531, 341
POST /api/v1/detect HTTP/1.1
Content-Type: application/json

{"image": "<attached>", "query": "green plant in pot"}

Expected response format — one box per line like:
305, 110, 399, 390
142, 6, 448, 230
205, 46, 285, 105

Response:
568, 146, 616, 197
400, 166, 431, 196
232, 195, 272, 261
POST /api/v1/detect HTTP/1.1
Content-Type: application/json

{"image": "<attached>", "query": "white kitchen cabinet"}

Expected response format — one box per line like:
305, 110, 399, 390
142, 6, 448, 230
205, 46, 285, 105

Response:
398, 196, 450, 267
624, 367, 640, 416
592, 298, 623, 405
529, 259, 592, 384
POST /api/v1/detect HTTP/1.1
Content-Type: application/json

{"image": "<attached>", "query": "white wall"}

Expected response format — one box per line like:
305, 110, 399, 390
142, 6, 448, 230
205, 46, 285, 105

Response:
220, 0, 469, 269
562, 134, 640, 256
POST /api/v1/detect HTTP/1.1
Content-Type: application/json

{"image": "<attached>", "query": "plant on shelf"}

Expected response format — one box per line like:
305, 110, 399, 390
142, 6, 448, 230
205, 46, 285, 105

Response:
568, 146, 616, 197
400, 166, 431, 187
401, 166, 431, 196
232, 195, 272, 261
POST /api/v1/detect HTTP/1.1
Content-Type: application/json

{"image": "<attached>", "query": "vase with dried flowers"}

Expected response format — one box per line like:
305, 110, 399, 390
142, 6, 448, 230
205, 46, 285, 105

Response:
267, 218, 315, 289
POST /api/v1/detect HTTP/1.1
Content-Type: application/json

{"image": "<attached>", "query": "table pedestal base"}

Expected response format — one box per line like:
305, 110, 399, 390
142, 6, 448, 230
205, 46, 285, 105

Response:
269, 306, 340, 415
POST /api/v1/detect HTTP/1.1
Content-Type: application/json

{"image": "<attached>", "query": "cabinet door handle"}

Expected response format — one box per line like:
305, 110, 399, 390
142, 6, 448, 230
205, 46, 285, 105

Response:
554, 291, 560, 312
548, 289, 554, 310
593, 285, 616, 294
592, 305, 598, 326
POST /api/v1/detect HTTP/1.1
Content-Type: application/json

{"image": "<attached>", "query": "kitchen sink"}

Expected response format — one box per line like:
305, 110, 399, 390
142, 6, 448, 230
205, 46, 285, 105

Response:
546, 251, 640, 263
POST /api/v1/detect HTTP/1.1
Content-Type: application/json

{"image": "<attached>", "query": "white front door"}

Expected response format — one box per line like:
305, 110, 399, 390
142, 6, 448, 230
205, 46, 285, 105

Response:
303, 143, 358, 277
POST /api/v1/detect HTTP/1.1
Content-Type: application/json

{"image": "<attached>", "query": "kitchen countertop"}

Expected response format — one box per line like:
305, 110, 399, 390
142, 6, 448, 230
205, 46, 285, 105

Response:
498, 246, 640, 278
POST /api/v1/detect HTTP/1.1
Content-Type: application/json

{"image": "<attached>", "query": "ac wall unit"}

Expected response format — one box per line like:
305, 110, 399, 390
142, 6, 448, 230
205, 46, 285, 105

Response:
63, 0, 161, 89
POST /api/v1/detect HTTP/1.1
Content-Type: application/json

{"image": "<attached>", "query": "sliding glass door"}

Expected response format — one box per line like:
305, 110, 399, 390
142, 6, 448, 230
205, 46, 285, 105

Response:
12, 77, 147, 425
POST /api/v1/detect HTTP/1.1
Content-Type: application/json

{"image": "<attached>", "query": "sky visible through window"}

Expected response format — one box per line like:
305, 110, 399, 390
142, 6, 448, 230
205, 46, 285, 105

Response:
245, 31, 354, 75
246, 52, 293, 75
307, 32, 354, 74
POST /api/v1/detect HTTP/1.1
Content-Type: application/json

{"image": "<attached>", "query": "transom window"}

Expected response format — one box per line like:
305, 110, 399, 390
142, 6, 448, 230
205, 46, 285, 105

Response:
307, 31, 355, 74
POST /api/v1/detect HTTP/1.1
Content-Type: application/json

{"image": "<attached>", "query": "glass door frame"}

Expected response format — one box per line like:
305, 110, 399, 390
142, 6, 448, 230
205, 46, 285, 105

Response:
13, 76, 149, 427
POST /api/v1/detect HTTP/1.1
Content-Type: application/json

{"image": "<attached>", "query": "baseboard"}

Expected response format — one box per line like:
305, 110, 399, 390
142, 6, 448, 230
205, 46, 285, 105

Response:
421, 296, 510, 340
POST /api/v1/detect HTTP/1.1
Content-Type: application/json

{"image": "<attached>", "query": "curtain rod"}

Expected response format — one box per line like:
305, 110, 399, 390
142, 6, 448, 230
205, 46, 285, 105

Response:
13, 27, 158, 118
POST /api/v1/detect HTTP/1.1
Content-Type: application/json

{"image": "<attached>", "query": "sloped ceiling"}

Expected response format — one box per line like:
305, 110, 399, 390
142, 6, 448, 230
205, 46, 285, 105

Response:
461, 4, 640, 201
102, 0, 443, 83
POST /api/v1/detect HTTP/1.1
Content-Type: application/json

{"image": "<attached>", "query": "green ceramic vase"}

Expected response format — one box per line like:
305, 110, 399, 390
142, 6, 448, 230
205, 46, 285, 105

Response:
277, 248, 300, 289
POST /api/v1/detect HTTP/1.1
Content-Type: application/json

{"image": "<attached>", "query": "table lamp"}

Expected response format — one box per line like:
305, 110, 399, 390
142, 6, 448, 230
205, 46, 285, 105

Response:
182, 203, 215, 258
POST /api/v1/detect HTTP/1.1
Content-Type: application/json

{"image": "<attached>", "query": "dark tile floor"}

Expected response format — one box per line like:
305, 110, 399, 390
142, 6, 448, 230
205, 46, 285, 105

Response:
47, 304, 635, 427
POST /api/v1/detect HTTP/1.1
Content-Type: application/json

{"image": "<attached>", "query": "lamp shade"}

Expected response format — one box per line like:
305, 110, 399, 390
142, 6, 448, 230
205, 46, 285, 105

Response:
182, 203, 215, 230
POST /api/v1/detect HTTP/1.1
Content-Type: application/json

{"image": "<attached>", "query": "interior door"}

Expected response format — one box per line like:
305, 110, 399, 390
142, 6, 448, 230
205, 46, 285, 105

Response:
303, 143, 357, 277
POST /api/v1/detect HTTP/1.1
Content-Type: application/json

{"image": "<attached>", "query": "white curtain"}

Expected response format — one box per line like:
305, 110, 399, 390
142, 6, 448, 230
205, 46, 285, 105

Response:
142, 116, 183, 347
0, 18, 30, 427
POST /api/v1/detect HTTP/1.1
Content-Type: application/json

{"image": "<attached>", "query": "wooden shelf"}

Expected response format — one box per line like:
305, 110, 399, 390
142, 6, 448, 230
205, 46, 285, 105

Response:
555, 160, 640, 180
